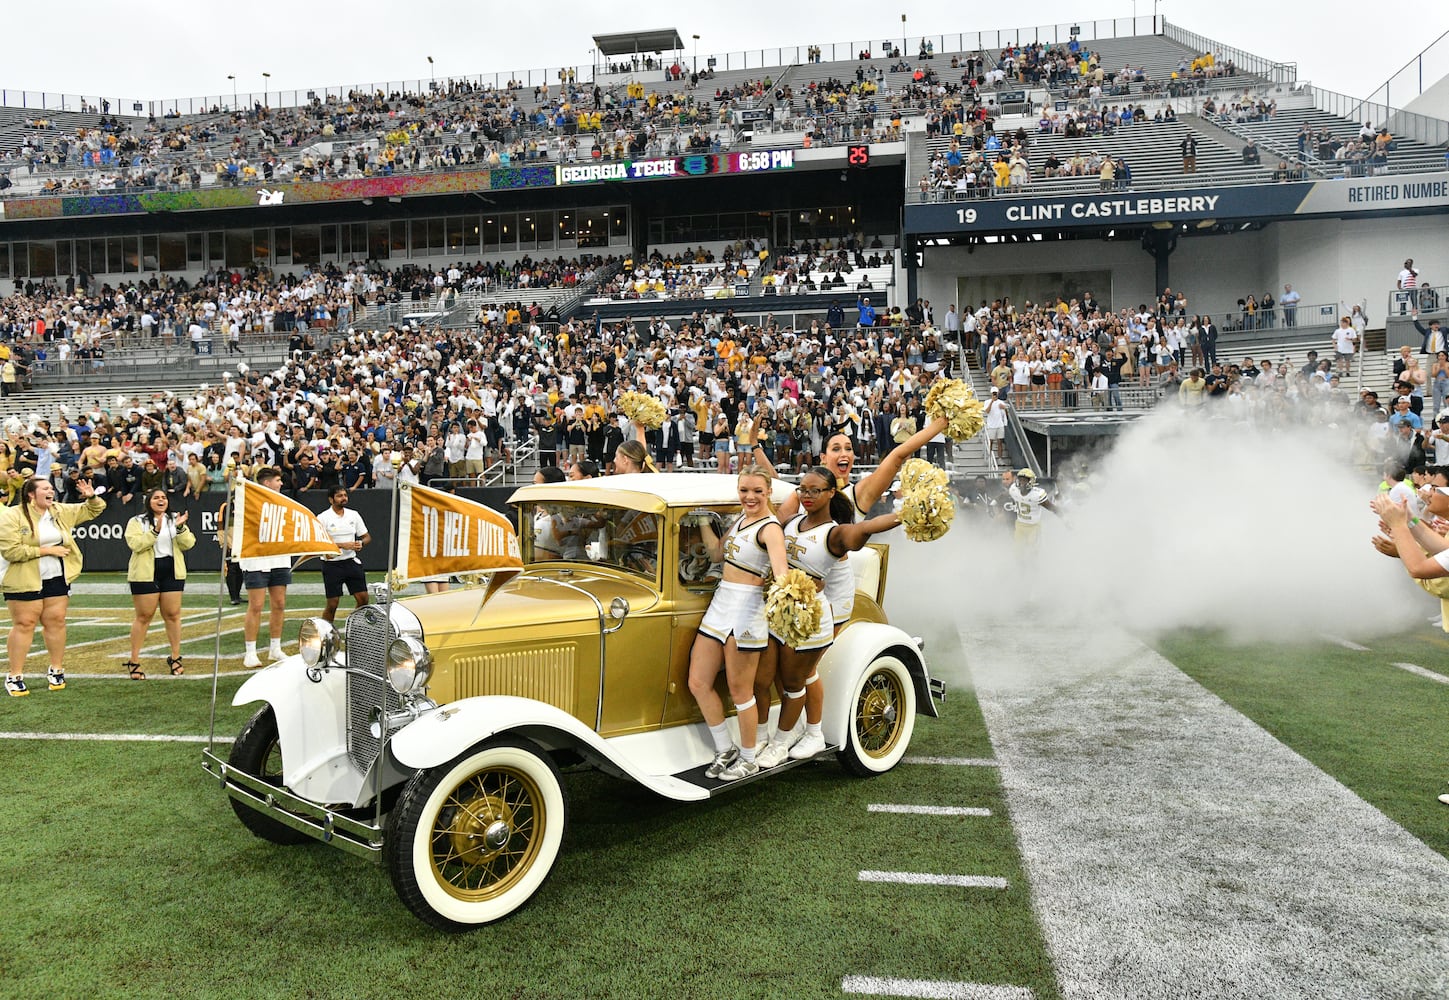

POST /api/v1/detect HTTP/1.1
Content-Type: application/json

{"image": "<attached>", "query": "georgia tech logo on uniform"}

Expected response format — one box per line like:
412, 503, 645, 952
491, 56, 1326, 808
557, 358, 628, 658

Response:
722, 535, 741, 563
784, 537, 807, 563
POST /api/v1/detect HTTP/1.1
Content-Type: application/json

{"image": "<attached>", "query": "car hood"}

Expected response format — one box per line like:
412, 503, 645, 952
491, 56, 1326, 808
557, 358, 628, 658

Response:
397, 567, 661, 637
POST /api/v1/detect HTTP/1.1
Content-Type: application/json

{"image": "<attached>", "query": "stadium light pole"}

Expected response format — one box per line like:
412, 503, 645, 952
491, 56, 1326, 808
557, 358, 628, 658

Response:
261, 71, 271, 109
901, 14, 907, 57
692, 34, 699, 74
427, 55, 435, 91
227, 75, 236, 112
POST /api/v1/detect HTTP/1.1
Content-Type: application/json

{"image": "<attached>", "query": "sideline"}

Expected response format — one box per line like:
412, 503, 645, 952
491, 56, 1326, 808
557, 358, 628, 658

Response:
959, 621, 1449, 997
0, 731, 230, 743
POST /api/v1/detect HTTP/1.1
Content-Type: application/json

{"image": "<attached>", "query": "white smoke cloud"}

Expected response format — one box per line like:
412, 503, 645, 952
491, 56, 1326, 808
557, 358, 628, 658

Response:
886, 408, 1426, 662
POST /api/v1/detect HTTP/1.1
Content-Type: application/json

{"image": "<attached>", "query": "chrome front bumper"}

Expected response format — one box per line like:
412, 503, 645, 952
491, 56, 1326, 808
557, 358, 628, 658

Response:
202, 749, 384, 862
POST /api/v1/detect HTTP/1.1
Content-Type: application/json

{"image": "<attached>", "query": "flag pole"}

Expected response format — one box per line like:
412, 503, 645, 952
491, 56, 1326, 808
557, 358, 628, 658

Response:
388, 481, 404, 595
207, 474, 237, 751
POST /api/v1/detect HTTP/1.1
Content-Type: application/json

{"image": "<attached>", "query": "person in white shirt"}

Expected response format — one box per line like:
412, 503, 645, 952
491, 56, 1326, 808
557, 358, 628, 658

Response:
1333, 316, 1359, 377
239, 468, 293, 668
315, 486, 371, 623
464, 420, 487, 477
372, 449, 398, 490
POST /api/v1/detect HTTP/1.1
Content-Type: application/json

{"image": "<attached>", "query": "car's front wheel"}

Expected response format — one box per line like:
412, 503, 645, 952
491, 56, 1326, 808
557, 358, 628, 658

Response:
227, 706, 312, 845
386, 737, 567, 931
838, 655, 917, 776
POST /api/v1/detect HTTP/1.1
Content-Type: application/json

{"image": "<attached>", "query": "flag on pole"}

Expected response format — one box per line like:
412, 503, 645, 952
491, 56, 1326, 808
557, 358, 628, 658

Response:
229, 478, 341, 560
395, 482, 522, 584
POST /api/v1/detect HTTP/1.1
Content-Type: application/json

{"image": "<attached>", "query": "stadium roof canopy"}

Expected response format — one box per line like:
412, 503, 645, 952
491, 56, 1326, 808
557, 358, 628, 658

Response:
592, 29, 685, 56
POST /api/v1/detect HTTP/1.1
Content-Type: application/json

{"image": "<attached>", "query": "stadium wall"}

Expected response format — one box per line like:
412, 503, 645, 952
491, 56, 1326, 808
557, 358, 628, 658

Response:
918, 215, 1447, 320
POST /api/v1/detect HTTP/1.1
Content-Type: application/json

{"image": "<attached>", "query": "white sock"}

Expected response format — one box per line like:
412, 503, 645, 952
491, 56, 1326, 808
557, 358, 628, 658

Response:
739, 744, 756, 763
805, 721, 822, 739
245, 641, 257, 656
708, 722, 732, 754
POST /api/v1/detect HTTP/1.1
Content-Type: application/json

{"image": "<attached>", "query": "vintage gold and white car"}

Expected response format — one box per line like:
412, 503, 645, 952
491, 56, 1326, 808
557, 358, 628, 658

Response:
202, 473, 943, 930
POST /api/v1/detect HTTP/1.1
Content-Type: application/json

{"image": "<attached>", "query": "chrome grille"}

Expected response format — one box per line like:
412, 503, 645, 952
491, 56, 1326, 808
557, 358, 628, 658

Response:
345, 604, 400, 771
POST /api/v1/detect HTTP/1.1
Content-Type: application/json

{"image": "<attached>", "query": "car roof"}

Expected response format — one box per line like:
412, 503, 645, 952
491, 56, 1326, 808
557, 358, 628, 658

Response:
510, 472, 796, 513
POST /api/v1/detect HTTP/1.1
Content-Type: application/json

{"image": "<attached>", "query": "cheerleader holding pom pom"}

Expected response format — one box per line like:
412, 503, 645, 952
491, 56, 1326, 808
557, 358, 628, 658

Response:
687, 464, 790, 782
753, 465, 905, 769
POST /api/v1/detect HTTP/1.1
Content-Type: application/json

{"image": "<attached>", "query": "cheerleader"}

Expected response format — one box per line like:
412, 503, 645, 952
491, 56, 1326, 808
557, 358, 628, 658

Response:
687, 464, 789, 781
754, 466, 902, 769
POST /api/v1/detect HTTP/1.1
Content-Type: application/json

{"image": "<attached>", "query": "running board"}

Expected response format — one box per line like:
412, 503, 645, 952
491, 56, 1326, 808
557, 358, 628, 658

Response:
671, 745, 842, 795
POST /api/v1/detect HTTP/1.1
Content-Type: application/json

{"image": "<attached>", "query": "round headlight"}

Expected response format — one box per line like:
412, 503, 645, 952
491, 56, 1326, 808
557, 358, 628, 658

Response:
387, 636, 433, 694
298, 618, 337, 668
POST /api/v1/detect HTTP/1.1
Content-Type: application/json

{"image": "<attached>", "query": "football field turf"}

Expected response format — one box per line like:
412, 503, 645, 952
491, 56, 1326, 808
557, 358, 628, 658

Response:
3, 577, 1447, 998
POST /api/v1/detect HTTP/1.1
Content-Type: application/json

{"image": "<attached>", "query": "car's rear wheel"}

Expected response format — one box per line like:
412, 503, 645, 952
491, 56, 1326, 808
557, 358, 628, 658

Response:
838, 655, 916, 777
386, 737, 566, 931
227, 706, 312, 845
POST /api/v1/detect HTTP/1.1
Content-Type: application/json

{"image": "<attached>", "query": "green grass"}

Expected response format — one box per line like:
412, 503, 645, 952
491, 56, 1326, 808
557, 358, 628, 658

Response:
1155, 630, 1449, 860
0, 618, 1058, 1000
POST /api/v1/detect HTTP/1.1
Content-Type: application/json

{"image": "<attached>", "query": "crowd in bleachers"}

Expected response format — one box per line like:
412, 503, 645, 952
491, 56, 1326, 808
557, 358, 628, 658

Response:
590, 243, 766, 302
0, 255, 613, 369
0, 238, 959, 500
0, 29, 1277, 202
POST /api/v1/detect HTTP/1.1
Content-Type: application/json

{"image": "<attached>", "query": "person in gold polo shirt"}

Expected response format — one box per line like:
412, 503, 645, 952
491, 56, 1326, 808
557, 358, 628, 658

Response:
1, 475, 103, 696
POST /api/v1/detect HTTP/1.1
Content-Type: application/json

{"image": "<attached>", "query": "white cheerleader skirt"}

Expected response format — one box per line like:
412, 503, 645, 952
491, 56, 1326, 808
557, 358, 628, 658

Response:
698, 581, 769, 651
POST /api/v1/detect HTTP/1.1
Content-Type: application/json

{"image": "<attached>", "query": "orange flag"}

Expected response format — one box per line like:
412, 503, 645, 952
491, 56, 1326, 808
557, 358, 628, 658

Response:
229, 478, 341, 560
395, 482, 522, 584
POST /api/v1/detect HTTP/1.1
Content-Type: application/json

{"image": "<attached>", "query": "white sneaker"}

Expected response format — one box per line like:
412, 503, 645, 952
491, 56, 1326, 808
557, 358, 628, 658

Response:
1439, 793, 1449, 807
268, 644, 285, 661
717, 756, 760, 781
755, 740, 792, 770
242, 652, 262, 669
704, 746, 738, 779
788, 731, 827, 760
773, 725, 801, 754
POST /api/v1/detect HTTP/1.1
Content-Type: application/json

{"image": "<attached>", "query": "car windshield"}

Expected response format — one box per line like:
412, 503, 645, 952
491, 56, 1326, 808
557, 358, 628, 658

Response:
519, 501, 660, 578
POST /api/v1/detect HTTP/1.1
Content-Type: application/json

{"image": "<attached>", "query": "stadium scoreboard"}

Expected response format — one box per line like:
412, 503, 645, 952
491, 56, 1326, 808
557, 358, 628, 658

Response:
558, 150, 795, 185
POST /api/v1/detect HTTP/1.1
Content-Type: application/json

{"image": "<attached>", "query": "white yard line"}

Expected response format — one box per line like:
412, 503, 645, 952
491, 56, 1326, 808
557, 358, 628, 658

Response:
0, 731, 231, 744
902, 755, 999, 767
107, 628, 253, 656
867, 804, 992, 817
959, 620, 1449, 999
20, 611, 247, 660
1390, 661, 1449, 685
841, 977, 1033, 1000
58, 669, 260, 679
1324, 634, 1370, 651
858, 870, 1008, 889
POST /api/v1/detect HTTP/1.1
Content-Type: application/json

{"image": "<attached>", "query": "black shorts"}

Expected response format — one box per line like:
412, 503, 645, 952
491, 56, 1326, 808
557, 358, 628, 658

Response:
321, 558, 368, 598
130, 556, 185, 595
6, 576, 70, 602
243, 567, 293, 590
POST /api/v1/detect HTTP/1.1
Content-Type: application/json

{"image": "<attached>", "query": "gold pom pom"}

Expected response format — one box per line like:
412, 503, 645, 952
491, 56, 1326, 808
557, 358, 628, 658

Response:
617, 391, 667, 430
765, 568, 825, 648
924, 378, 986, 440
898, 458, 955, 542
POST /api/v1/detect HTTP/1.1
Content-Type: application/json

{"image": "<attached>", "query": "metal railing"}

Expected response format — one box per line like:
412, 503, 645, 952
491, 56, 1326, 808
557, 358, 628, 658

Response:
0, 18, 1170, 118
1305, 84, 1449, 149
1362, 29, 1449, 113
1161, 20, 1297, 86
1385, 288, 1448, 320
